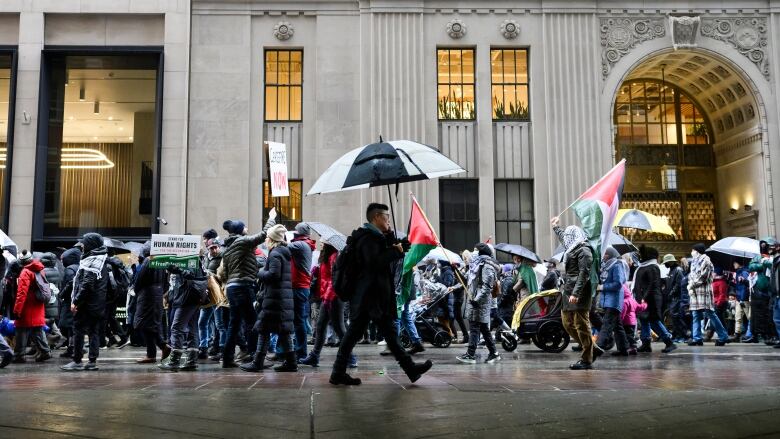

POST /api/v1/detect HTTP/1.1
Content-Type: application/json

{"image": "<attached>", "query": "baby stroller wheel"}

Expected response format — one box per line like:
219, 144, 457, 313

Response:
532, 321, 570, 353
432, 331, 452, 348
501, 333, 518, 352
399, 329, 412, 350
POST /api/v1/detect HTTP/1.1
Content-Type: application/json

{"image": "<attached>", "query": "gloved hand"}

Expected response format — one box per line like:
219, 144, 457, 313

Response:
470, 300, 479, 308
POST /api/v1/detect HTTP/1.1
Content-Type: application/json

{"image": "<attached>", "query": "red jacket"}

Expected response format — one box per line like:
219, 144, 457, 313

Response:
13, 260, 47, 328
319, 252, 338, 303
712, 276, 729, 307
289, 236, 316, 289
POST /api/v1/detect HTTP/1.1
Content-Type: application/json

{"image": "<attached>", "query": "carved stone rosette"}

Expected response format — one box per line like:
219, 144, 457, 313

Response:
446, 19, 467, 39
500, 19, 519, 39
600, 17, 666, 77
274, 21, 294, 41
670, 15, 700, 49
700, 17, 769, 80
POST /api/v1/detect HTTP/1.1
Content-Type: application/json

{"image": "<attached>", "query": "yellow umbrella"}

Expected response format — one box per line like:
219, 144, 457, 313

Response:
613, 209, 676, 237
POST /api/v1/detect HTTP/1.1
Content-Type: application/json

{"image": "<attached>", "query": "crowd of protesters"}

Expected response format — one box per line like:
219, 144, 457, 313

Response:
1, 205, 779, 379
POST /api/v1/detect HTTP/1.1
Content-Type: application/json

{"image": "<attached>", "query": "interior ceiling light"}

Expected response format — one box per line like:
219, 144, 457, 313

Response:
61, 148, 115, 170
108, 116, 113, 121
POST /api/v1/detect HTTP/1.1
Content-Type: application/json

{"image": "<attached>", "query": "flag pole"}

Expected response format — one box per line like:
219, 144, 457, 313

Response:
557, 159, 626, 218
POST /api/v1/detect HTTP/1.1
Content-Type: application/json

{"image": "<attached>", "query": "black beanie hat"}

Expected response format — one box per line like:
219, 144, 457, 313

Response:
692, 243, 707, 254
475, 243, 493, 257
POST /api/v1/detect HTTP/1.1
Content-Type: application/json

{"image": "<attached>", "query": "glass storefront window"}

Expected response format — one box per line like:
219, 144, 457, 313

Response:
491, 49, 529, 120
38, 52, 161, 241
263, 180, 302, 231
437, 49, 476, 120
0, 53, 13, 229
264, 49, 303, 121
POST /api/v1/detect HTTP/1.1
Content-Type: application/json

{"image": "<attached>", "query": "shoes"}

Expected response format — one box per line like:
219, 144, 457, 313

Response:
222, 360, 239, 368
378, 340, 387, 346
407, 343, 426, 355
136, 357, 156, 364
773, 343, 780, 349
661, 341, 678, 354
298, 354, 320, 367
729, 334, 742, 343
161, 345, 172, 360
485, 352, 501, 364
714, 339, 729, 347
569, 360, 593, 370
84, 362, 99, 371
273, 353, 299, 372
628, 348, 637, 355
236, 350, 251, 362
456, 354, 477, 364
180, 349, 199, 371
209, 352, 223, 362
198, 347, 208, 360
240, 353, 273, 372
402, 359, 433, 383
35, 352, 52, 362
379, 348, 393, 357
158, 350, 183, 371
764, 339, 778, 346
358, 338, 371, 345
267, 353, 281, 362
60, 361, 85, 371
330, 373, 362, 386
741, 336, 758, 344
11, 356, 25, 364
593, 345, 604, 359
637, 341, 652, 353
0, 354, 11, 368
687, 340, 704, 346
117, 338, 131, 349
611, 350, 629, 357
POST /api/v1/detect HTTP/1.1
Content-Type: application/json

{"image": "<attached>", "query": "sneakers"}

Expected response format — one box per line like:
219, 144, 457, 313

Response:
485, 352, 501, 364
330, 373, 362, 386
714, 339, 729, 347
60, 361, 85, 371
34, 351, 52, 362
687, 340, 704, 346
84, 362, 99, 371
377, 340, 387, 346
661, 341, 678, 354
628, 347, 637, 355
136, 357, 156, 364
456, 353, 477, 364
569, 360, 593, 370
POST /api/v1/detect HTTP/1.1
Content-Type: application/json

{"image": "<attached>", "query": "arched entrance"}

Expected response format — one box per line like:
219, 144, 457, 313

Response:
610, 48, 771, 253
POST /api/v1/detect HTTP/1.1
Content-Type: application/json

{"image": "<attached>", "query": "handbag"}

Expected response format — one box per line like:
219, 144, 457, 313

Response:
206, 275, 226, 307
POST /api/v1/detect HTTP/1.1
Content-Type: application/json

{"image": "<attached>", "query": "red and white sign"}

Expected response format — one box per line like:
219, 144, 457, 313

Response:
266, 141, 289, 197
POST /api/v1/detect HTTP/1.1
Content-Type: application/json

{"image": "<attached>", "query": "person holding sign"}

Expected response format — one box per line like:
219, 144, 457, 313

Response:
217, 209, 277, 368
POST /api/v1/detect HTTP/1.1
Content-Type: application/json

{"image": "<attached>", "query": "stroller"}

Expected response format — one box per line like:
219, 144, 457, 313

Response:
511, 289, 570, 353
400, 276, 454, 348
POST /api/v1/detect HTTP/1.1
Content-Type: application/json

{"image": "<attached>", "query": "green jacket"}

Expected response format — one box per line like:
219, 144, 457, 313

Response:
748, 257, 772, 294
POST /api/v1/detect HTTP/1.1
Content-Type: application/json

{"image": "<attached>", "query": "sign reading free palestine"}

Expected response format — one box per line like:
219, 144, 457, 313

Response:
149, 234, 201, 270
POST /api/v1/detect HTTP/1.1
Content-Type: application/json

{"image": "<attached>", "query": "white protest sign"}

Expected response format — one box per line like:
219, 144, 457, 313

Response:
150, 234, 201, 257
267, 141, 289, 197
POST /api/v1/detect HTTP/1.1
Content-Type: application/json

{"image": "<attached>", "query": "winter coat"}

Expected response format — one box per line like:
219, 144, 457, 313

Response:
621, 285, 647, 326
599, 259, 626, 312
347, 225, 405, 320
665, 266, 684, 299
712, 275, 729, 308
541, 269, 561, 291
434, 264, 456, 320
688, 254, 715, 311
40, 253, 63, 319
632, 262, 663, 321
57, 248, 82, 330
256, 245, 294, 334
72, 248, 110, 321
205, 252, 223, 276
561, 243, 594, 312
731, 267, 750, 301
319, 252, 338, 303
220, 217, 275, 285
498, 273, 518, 323
133, 258, 168, 331
748, 257, 773, 298
465, 256, 498, 324
13, 260, 47, 328
289, 235, 315, 290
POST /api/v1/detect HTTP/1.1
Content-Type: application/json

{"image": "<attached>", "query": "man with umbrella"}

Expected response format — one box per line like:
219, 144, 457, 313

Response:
330, 203, 433, 386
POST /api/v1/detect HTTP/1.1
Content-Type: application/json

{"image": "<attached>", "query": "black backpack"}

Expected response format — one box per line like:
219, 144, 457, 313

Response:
332, 233, 367, 302
33, 272, 52, 304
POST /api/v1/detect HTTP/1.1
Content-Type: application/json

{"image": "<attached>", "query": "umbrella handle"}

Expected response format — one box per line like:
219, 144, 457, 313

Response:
387, 184, 397, 239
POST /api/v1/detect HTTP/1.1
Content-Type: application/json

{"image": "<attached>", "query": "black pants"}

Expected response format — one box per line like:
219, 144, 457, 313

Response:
751, 297, 772, 338
13, 327, 50, 359
224, 283, 258, 361
452, 299, 468, 339
312, 299, 345, 357
624, 324, 637, 348
669, 297, 688, 339
143, 329, 166, 359
333, 312, 410, 375
467, 321, 496, 356
596, 308, 629, 352
100, 302, 126, 344
73, 316, 102, 363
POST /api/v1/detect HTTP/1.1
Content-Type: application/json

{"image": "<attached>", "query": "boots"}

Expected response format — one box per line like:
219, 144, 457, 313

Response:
179, 349, 199, 371
407, 342, 425, 355
240, 351, 273, 372
637, 340, 652, 353
298, 352, 320, 367
400, 357, 433, 383
197, 347, 208, 360
661, 339, 678, 354
330, 372, 362, 386
158, 349, 183, 371
273, 352, 299, 372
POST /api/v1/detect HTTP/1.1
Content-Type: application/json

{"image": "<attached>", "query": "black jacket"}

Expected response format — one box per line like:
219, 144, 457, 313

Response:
40, 253, 63, 319
72, 248, 110, 321
665, 266, 684, 299
435, 264, 456, 320
633, 263, 663, 321
347, 226, 404, 320
57, 248, 82, 330
220, 217, 276, 285
256, 245, 294, 334
133, 257, 168, 331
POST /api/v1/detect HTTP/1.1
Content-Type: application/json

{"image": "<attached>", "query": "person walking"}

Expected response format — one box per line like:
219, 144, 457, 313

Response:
61, 233, 110, 371
663, 254, 688, 342
198, 238, 223, 359
159, 265, 204, 371
11, 251, 51, 364
219, 209, 277, 368
550, 217, 596, 370
39, 253, 64, 347
594, 247, 630, 357
288, 223, 316, 360
632, 246, 677, 354
329, 203, 432, 386
57, 248, 82, 357
731, 260, 751, 342
687, 243, 730, 346
133, 243, 171, 364
456, 243, 502, 365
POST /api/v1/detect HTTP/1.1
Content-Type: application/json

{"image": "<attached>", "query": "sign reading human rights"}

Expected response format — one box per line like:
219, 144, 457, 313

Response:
149, 234, 201, 270
267, 141, 289, 197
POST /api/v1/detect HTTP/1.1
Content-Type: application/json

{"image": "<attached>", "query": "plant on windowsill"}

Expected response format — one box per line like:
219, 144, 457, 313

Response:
687, 123, 709, 144
493, 97, 529, 121
438, 92, 475, 120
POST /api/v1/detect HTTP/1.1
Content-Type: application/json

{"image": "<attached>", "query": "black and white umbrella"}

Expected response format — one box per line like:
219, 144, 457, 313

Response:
706, 237, 760, 267
307, 139, 465, 195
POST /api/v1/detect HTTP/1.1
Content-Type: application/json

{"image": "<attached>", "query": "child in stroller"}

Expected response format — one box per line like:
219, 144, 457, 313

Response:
401, 270, 456, 348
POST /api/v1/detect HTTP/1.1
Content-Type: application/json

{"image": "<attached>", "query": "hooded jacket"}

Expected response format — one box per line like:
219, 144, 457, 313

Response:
599, 258, 626, 312
256, 245, 294, 333
621, 285, 648, 326
13, 260, 47, 328
289, 235, 315, 289
40, 252, 63, 319
220, 217, 276, 285
731, 266, 750, 302
57, 248, 82, 330
748, 256, 772, 298
72, 245, 110, 320
554, 225, 595, 312
133, 243, 168, 331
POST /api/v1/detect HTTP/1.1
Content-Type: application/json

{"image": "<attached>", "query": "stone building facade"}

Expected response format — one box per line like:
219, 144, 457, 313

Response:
1, 0, 779, 256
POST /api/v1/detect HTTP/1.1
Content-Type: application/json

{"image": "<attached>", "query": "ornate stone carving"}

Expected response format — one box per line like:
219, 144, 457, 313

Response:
670, 15, 700, 49
700, 17, 769, 80
273, 21, 294, 40
600, 17, 666, 78
500, 19, 519, 39
446, 19, 467, 39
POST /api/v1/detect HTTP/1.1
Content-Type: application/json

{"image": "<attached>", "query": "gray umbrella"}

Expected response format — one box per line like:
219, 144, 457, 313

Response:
104, 238, 131, 254
495, 243, 542, 263
304, 222, 347, 251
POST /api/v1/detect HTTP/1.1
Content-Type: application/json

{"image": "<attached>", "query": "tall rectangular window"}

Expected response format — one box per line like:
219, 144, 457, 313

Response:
0, 52, 14, 230
494, 180, 535, 250
437, 49, 475, 120
439, 179, 479, 252
491, 49, 529, 121
263, 179, 302, 231
36, 52, 161, 243
265, 49, 302, 121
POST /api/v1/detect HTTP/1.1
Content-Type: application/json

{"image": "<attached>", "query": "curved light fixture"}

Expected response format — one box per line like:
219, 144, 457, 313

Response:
61, 148, 115, 169
0, 147, 6, 169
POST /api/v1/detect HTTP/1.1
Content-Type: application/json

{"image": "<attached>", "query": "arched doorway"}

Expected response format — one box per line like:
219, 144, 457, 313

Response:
612, 49, 768, 253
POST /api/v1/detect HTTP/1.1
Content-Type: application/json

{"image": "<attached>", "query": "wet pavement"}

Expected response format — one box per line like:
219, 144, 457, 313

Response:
1, 342, 780, 438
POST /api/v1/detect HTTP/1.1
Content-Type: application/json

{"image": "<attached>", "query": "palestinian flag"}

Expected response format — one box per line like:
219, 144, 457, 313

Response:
571, 160, 626, 294
398, 196, 439, 315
